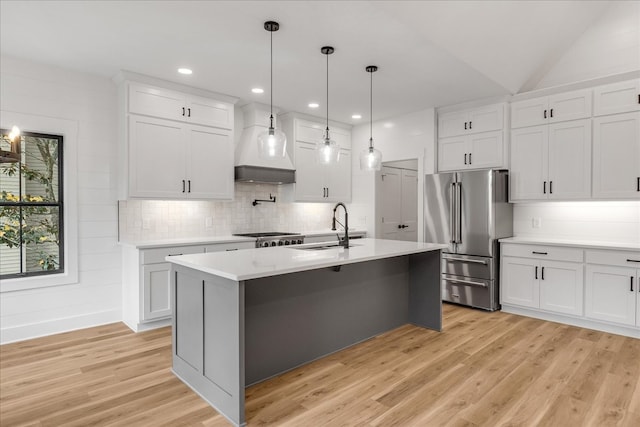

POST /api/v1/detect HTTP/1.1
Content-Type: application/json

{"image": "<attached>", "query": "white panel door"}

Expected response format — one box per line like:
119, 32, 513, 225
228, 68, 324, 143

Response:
637, 274, 640, 327
511, 97, 548, 128
547, 119, 591, 199
400, 169, 418, 242
129, 115, 186, 198
510, 126, 548, 201
438, 135, 468, 172
548, 89, 592, 123
326, 149, 351, 202
128, 83, 185, 121
186, 95, 233, 129
468, 131, 503, 169
592, 112, 640, 199
501, 257, 540, 308
593, 80, 640, 116
539, 260, 584, 316
585, 265, 636, 326
143, 263, 172, 321
380, 167, 402, 240
294, 141, 325, 201
468, 103, 504, 134
438, 110, 468, 138
186, 125, 233, 200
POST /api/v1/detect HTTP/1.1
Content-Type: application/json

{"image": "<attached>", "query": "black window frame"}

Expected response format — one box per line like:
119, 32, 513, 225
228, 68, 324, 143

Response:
0, 129, 64, 279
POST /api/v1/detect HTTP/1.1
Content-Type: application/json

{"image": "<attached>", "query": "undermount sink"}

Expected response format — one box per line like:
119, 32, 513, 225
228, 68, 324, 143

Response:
293, 242, 362, 250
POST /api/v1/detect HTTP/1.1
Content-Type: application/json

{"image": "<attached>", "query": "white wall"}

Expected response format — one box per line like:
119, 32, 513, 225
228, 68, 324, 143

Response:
0, 56, 121, 344
514, 202, 640, 244
535, 1, 640, 89
350, 109, 436, 239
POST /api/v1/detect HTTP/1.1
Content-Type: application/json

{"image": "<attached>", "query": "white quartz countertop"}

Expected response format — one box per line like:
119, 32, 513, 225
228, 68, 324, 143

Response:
118, 229, 366, 249
500, 237, 640, 252
166, 238, 447, 281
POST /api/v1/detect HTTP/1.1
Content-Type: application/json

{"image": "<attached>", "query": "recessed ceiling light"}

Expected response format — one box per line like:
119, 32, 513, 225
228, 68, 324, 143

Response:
252, 87, 264, 94
177, 68, 193, 75
352, 114, 362, 119
308, 103, 319, 108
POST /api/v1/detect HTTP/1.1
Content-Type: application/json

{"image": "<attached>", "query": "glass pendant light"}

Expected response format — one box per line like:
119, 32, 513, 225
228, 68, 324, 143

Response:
316, 46, 339, 165
257, 21, 287, 159
360, 65, 382, 171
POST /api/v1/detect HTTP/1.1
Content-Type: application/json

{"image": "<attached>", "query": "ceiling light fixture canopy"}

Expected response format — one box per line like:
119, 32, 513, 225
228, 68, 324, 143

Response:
316, 46, 340, 166
360, 65, 382, 171
257, 20, 287, 159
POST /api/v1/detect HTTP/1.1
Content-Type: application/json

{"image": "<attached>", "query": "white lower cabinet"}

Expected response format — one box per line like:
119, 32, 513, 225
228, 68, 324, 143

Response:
501, 256, 583, 315
501, 242, 640, 337
122, 240, 254, 331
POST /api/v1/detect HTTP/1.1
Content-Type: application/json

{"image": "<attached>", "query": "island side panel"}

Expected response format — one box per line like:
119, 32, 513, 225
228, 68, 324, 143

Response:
408, 250, 442, 331
171, 265, 246, 427
244, 256, 410, 386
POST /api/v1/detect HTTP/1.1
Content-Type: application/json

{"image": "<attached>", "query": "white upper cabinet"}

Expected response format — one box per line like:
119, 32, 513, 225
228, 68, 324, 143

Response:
123, 80, 235, 200
129, 83, 233, 129
438, 103, 503, 138
592, 111, 640, 199
437, 103, 507, 172
280, 114, 352, 203
593, 79, 640, 116
510, 126, 548, 200
511, 89, 592, 129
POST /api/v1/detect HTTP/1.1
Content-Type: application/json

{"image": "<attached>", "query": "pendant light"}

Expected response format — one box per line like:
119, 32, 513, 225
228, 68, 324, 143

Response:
0, 126, 21, 164
360, 66, 382, 171
257, 21, 287, 159
316, 46, 339, 165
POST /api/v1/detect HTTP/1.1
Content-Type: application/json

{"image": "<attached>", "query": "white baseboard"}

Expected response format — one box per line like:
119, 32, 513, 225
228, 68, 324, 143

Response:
122, 317, 172, 333
0, 309, 122, 345
501, 305, 640, 339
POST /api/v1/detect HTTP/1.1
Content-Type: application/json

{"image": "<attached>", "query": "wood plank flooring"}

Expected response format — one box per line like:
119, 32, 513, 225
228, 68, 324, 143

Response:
1, 304, 639, 426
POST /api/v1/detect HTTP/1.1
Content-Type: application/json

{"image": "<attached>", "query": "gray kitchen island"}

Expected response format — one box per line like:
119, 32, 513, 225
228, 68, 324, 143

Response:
166, 238, 446, 426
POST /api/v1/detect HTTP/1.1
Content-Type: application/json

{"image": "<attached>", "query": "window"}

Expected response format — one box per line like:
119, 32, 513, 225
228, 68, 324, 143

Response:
0, 129, 64, 279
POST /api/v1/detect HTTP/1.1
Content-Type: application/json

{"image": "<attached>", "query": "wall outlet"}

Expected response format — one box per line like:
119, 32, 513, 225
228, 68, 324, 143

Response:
532, 217, 542, 229
205, 217, 213, 228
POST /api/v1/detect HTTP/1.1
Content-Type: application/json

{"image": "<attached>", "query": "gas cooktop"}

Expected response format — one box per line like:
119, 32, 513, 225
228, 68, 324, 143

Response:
233, 232, 301, 238
233, 232, 305, 248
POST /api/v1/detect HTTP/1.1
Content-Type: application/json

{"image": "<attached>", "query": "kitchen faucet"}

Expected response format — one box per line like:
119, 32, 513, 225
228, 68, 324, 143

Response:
331, 202, 350, 248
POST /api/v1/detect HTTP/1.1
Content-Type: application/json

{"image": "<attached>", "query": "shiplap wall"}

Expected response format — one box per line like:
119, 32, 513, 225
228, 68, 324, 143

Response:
0, 56, 120, 344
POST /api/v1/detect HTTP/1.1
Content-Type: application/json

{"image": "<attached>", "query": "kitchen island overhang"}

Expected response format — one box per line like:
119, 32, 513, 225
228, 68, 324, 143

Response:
167, 238, 447, 426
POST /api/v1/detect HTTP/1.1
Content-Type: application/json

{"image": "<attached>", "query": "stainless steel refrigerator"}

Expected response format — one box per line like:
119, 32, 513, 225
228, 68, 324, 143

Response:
424, 169, 513, 311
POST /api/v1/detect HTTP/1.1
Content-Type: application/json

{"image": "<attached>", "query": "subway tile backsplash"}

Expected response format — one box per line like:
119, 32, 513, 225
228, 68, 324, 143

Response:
118, 183, 335, 241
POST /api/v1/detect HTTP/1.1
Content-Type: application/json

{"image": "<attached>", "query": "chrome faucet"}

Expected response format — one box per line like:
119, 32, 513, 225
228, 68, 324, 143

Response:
331, 202, 350, 248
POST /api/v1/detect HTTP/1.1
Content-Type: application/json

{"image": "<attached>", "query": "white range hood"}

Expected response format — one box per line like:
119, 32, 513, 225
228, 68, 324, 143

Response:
235, 103, 295, 184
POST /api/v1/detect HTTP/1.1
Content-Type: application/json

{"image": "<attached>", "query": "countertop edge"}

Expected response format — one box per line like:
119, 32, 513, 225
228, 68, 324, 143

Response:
499, 237, 640, 252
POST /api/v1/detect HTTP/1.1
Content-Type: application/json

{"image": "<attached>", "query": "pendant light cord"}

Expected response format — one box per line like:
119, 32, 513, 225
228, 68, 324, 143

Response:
326, 51, 329, 135
269, 28, 274, 126
369, 68, 373, 149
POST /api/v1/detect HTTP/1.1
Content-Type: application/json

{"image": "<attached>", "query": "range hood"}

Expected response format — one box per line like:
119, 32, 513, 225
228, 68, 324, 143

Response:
235, 103, 295, 184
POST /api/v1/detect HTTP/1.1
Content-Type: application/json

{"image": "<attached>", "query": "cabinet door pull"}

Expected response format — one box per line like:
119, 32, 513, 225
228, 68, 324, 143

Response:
535, 266, 538, 280
543, 109, 547, 119
532, 251, 548, 255
187, 108, 191, 117
464, 153, 468, 165
543, 181, 546, 194
182, 107, 185, 116
627, 259, 640, 263
541, 266, 545, 280
464, 122, 467, 130
550, 108, 553, 118
327, 187, 329, 198
469, 121, 472, 129
637, 177, 639, 192
188, 180, 191, 193
638, 94, 640, 104
182, 180, 186, 193
631, 276, 634, 292
549, 181, 553, 194
469, 153, 472, 164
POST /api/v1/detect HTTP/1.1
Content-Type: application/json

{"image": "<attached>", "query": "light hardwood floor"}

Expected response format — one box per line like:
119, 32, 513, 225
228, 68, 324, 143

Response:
1, 304, 639, 426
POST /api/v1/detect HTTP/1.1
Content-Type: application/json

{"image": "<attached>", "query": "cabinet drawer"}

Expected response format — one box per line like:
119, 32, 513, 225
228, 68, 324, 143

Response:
501, 243, 583, 263
585, 249, 640, 267
593, 79, 640, 116
204, 242, 255, 252
141, 245, 205, 264
296, 120, 325, 143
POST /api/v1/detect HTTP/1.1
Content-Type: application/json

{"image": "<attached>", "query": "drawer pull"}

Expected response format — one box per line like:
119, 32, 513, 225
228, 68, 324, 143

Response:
532, 251, 548, 255
627, 259, 640, 263
167, 253, 183, 257
444, 278, 488, 288
226, 248, 238, 251
443, 255, 488, 264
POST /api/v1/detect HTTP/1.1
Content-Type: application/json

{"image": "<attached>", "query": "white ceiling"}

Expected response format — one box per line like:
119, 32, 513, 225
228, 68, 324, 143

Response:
0, 1, 614, 124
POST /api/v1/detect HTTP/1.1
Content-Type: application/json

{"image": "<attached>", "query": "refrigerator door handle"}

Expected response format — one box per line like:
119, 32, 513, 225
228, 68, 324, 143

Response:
455, 182, 463, 243
449, 182, 456, 244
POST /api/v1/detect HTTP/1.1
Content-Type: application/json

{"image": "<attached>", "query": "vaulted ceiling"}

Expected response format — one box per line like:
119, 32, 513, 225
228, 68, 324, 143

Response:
0, 1, 617, 124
